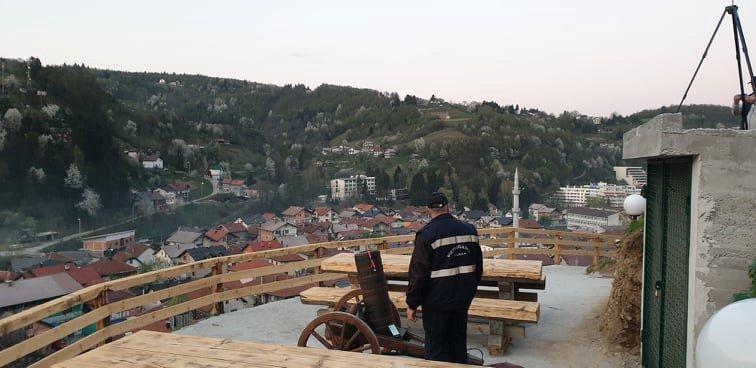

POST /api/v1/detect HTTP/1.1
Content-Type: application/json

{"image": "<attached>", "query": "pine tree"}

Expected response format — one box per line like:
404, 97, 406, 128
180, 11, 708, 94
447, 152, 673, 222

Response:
409, 172, 426, 206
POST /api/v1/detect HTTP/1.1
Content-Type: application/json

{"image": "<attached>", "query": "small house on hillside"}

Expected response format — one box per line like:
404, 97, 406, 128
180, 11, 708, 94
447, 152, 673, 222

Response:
165, 230, 204, 247
313, 207, 340, 223
564, 207, 619, 232
82, 231, 136, 257
220, 178, 247, 197
243, 240, 282, 253
353, 203, 375, 214
281, 206, 313, 225
203, 226, 236, 247
164, 182, 192, 200
154, 244, 196, 265
209, 165, 224, 181
142, 155, 163, 170
259, 221, 297, 242
88, 259, 137, 280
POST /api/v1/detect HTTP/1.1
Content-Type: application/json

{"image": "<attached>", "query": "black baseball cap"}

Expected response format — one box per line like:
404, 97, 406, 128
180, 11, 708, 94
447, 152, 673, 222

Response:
427, 192, 449, 208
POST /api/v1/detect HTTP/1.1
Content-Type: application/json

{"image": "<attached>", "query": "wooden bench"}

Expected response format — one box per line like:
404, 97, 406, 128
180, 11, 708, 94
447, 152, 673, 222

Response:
300, 286, 539, 323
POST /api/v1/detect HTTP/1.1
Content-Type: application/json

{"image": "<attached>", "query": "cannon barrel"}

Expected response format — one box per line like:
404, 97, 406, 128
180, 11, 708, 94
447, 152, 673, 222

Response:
354, 250, 395, 336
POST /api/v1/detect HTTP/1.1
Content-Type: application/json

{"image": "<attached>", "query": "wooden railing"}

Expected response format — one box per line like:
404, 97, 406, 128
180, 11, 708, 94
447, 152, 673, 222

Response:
0, 227, 619, 368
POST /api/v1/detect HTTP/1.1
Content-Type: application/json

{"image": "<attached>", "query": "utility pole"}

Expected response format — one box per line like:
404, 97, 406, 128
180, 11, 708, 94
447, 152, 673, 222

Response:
77, 218, 82, 235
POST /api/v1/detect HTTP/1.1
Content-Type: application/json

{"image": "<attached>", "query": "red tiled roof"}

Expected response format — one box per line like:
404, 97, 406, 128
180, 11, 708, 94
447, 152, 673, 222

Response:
271, 253, 306, 263
313, 207, 334, 216
205, 227, 229, 242
364, 218, 391, 228
247, 225, 260, 235
229, 259, 273, 272
112, 251, 133, 264
221, 178, 246, 186
126, 243, 151, 257
46, 253, 75, 263
143, 154, 161, 162
281, 206, 306, 217
224, 222, 248, 234
354, 203, 374, 213
263, 213, 279, 221
89, 259, 137, 277
302, 222, 330, 234
26, 263, 74, 278
243, 240, 282, 253
167, 182, 191, 191
304, 234, 328, 244
67, 266, 105, 287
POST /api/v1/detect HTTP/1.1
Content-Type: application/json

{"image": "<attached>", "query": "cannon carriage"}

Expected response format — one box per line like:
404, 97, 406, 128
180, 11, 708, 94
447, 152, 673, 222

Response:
297, 250, 484, 365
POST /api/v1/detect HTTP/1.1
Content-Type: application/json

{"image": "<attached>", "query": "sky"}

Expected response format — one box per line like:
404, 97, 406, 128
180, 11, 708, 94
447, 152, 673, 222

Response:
1, 0, 754, 116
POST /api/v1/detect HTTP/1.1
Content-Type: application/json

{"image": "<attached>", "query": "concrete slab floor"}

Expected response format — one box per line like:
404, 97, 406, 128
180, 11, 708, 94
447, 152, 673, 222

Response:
177, 265, 640, 367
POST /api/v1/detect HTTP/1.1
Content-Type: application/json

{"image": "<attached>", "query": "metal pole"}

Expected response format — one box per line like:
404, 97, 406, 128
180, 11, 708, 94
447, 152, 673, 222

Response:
733, 7, 756, 92
676, 9, 728, 113
730, 6, 748, 130
78, 218, 82, 235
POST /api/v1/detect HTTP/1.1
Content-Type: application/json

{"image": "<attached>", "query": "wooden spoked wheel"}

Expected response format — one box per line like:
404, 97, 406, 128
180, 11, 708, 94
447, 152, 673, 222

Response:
297, 311, 381, 354
333, 289, 402, 328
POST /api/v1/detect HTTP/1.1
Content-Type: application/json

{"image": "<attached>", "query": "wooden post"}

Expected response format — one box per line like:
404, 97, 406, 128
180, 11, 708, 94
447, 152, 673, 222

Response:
378, 241, 388, 252
592, 237, 601, 267
488, 280, 514, 355
554, 234, 562, 265
315, 246, 325, 286
93, 289, 110, 346
508, 229, 515, 260
209, 261, 224, 316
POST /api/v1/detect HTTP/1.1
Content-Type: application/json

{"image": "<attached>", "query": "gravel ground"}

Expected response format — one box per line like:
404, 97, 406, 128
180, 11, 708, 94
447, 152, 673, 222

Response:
177, 265, 640, 367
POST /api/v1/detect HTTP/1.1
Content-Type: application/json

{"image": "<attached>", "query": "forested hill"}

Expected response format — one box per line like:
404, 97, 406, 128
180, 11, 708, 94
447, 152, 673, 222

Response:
0, 57, 740, 237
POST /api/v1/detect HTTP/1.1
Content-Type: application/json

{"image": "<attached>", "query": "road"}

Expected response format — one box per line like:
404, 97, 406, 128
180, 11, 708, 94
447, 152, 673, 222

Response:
0, 179, 218, 257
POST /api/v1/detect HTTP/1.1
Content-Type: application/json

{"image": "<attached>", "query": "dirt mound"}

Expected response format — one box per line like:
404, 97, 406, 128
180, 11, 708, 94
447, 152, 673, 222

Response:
600, 229, 643, 351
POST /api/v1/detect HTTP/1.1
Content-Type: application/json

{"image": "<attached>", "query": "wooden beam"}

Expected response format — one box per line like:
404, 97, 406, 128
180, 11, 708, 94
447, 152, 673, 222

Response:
0, 258, 326, 367
31, 273, 344, 368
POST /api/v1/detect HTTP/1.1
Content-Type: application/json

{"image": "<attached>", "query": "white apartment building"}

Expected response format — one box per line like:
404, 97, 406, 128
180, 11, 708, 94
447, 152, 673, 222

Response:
330, 175, 376, 200
614, 166, 647, 187
565, 207, 620, 232
554, 182, 641, 208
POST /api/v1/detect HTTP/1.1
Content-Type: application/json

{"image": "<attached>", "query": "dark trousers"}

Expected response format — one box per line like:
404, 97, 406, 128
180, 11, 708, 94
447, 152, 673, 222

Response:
422, 308, 469, 364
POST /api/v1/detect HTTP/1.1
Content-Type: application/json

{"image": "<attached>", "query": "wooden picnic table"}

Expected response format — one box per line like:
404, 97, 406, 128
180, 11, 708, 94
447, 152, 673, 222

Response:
319, 252, 545, 355
320, 253, 543, 282
51, 330, 474, 368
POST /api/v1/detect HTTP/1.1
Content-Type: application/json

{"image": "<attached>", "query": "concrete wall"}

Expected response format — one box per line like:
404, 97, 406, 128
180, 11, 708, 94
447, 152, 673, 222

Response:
624, 113, 756, 366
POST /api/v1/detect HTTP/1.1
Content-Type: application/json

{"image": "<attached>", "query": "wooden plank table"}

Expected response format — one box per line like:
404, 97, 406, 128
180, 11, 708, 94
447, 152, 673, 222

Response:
51, 330, 474, 368
320, 253, 543, 282
319, 253, 544, 355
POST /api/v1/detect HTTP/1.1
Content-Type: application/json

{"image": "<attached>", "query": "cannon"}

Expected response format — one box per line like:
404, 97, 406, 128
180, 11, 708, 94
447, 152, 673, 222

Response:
297, 250, 484, 365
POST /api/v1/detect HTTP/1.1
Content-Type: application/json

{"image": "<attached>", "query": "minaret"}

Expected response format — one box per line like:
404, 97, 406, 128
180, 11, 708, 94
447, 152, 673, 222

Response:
512, 167, 521, 228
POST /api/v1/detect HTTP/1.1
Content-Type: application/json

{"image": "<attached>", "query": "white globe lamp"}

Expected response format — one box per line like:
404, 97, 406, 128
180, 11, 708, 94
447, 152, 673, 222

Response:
623, 194, 646, 219
696, 298, 756, 367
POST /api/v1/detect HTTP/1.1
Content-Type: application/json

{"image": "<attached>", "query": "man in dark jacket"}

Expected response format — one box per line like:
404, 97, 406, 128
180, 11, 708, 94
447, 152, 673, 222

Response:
406, 192, 483, 363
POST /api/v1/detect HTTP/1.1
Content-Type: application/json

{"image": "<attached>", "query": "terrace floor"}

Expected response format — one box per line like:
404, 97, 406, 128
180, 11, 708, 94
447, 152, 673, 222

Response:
177, 265, 640, 368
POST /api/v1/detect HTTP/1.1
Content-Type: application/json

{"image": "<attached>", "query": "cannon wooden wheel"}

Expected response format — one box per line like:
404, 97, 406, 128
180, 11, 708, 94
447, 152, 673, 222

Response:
297, 311, 381, 354
334, 289, 401, 328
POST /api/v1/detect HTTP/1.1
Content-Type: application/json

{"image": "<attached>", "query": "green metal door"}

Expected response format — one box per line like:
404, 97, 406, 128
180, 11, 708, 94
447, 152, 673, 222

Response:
642, 158, 692, 368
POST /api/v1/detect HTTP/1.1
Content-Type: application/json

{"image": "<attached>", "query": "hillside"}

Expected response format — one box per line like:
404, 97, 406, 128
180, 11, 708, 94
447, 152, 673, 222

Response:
0, 57, 741, 243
